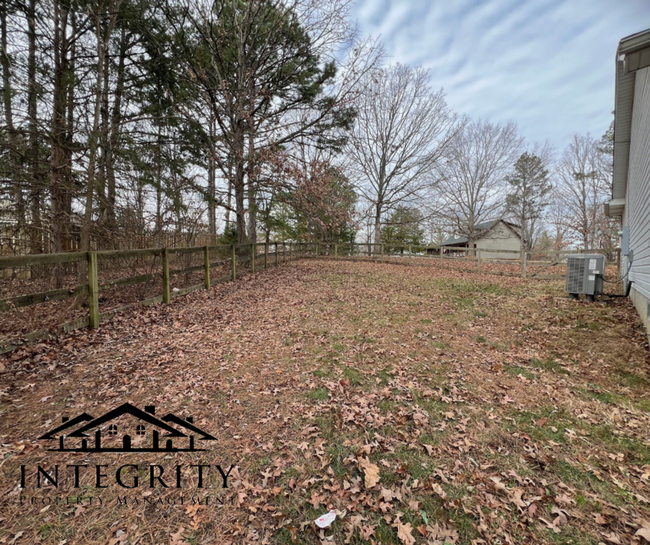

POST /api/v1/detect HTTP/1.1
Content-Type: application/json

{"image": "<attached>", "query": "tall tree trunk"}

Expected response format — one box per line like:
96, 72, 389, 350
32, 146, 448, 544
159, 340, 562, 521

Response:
207, 115, 216, 234
64, 11, 76, 250
235, 160, 246, 244
80, 6, 106, 253
232, 127, 247, 244
50, 0, 70, 284
26, 0, 41, 254
105, 26, 126, 235
373, 203, 382, 246
1, 2, 25, 229
225, 166, 232, 232
97, 19, 111, 232
247, 134, 257, 244
155, 124, 163, 235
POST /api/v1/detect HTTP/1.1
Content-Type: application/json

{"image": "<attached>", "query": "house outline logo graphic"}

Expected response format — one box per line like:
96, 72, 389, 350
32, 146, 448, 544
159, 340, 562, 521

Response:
39, 403, 216, 453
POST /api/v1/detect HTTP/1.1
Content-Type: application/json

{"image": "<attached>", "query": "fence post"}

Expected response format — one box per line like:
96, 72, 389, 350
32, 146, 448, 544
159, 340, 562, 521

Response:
204, 246, 210, 289
521, 251, 527, 278
477, 249, 482, 274
162, 248, 170, 303
250, 243, 255, 274
87, 251, 100, 328
381, 243, 384, 262
334, 244, 338, 260
316, 242, 319, 257
231, 244, 236, 281
275, 243, 279, 266
289, 242, 292, 261
265, 242, 268, 268
284, 244, 287, 262
409, 245, 412, 265
440, 247, 444, 266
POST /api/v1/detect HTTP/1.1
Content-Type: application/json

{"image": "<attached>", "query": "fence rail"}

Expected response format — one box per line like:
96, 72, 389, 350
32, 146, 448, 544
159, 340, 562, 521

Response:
307, 242, 616, 280
0, 242, 306, 353
0, 242, 617, 353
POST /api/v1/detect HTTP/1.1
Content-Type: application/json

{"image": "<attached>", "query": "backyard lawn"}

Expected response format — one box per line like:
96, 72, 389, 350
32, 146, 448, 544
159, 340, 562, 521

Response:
1, 259, 650, 545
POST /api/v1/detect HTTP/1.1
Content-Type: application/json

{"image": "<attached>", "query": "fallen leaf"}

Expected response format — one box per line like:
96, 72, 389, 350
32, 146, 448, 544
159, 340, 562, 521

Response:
358, 457, 380, 488
635, 528, 650, 542
395, 520, 416, 545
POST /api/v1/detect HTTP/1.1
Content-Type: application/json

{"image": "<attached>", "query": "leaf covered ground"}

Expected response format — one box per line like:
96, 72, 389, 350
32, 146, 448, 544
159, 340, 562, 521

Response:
1, 259, 650, 545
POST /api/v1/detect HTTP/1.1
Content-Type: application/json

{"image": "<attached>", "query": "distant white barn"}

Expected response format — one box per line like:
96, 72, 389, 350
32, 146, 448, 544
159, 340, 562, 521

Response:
437, 219, 522, 260
606, 28, 650, 337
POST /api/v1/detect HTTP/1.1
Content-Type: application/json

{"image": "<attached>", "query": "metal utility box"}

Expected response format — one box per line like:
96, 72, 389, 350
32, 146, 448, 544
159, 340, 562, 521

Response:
566, 254, 606, 300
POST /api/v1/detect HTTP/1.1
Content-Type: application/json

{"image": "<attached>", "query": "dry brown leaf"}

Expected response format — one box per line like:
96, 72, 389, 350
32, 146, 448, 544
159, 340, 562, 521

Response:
169, 527, 187, 545
358, 457, 380, 488
8, 532, 24, 545
635, 528, 650, 543
395, 521, 416, 545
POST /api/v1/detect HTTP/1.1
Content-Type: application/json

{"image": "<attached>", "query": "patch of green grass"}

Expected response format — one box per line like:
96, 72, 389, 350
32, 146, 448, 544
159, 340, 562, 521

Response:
553, 459, 624, 507
342, 366, 364, 385
389, 446, 432, 481
420, 318, 433, 324
615, 369, 648, 388
430, 340, 446, 349
453, 295, 476, 309
476, 335, 487, 343
377, 366, 394, 386
474, 311, 488, 318
536, 523, 599, 544
501, 407, 573, 444
579, 384, 620, 405
374, 519, 400, 544
587, 424, 650, 464
576, 320, 601, 331
447, 508, 480, 543
314, 413, 337, 440
326, 443, 356, 479
378, 398, 399, 413
307, 387, 329, 402
505, 365, 536, 380
415, 396, 449, 417
530, 357, 568, 374
38, 525, 53, 540
312, 367, 332, 379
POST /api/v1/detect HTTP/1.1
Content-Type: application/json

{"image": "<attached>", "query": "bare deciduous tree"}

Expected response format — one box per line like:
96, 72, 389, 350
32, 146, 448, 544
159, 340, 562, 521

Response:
556, 134, 611, 250
433, 119, 523, 253
346, 64, 460, 245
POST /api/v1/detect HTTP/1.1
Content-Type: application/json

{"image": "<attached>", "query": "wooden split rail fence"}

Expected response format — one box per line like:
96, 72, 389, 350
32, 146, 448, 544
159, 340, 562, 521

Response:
0, 241, 616, 353
307, 243, 616, 280
0, 242, 305, 353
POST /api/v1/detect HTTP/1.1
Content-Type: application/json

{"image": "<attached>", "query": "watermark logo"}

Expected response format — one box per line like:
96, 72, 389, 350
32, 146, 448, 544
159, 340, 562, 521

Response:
38, 403, 216, 453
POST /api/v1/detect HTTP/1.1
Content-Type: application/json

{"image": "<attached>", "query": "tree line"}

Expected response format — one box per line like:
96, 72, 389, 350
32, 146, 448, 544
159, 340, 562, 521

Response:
0, 0, 617, 256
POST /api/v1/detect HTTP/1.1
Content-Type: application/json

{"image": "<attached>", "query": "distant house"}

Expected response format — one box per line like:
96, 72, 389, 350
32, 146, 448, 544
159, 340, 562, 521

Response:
605, 28, 650, 338
430, 220, 522, 259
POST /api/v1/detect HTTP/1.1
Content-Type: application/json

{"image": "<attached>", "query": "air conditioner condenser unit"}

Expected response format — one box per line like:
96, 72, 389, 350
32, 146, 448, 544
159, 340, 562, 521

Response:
566, 254, 605, 301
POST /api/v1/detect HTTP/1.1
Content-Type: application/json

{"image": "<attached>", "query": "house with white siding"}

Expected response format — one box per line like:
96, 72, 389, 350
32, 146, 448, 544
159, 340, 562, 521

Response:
606, 28, 650, 337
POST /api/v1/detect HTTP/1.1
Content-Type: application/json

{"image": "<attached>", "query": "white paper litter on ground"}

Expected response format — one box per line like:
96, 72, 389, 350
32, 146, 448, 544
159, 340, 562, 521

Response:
314, 510, 336, 528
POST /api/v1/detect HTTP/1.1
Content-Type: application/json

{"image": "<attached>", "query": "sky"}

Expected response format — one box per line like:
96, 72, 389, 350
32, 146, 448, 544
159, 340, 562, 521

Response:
350, 0, 650, 152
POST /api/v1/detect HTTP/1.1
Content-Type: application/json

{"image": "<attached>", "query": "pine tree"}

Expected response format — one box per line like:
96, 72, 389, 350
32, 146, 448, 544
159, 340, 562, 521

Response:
505, 152, 552, 252
380, 207, 425, 251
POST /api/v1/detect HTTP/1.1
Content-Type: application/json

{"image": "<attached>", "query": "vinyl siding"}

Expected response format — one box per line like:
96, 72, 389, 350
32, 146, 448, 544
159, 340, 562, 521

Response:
627, 65, 650, 321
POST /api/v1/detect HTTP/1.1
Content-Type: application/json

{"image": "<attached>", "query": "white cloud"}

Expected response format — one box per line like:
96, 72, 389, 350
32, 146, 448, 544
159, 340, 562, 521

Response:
351, 0, 650, 149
